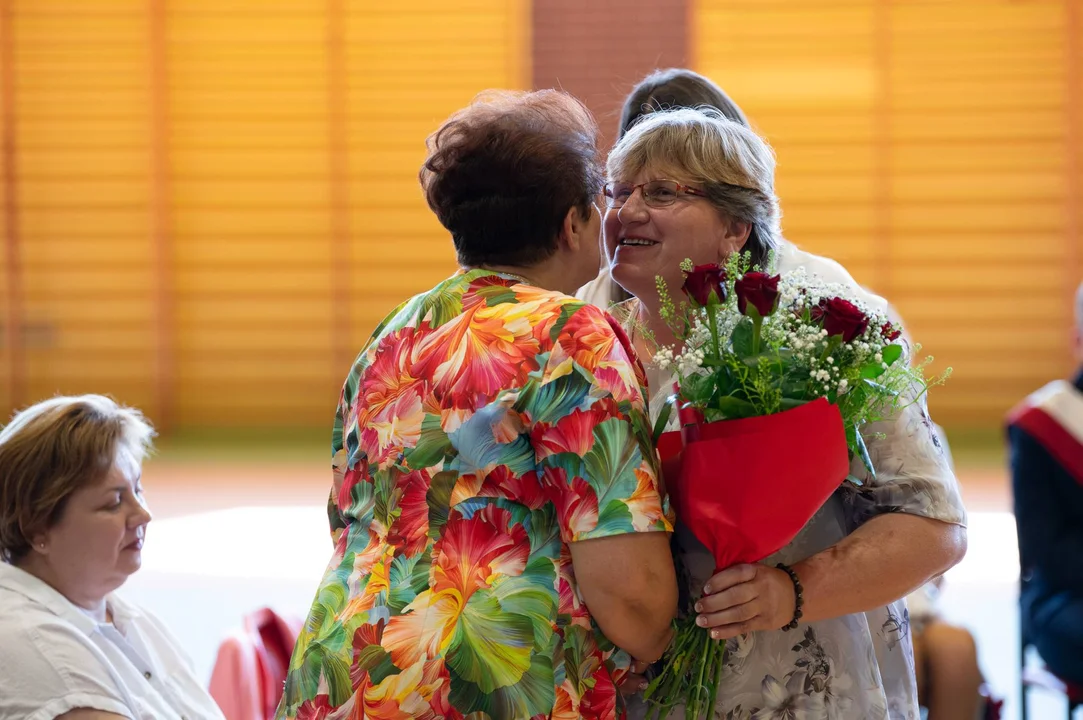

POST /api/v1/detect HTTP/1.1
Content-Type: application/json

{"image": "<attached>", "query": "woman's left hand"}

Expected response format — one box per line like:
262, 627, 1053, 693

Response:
694, 563, 796, 640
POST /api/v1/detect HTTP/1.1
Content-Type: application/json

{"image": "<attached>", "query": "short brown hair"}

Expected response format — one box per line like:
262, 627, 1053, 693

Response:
420, 89, 603, 268
0, 395, 155, 563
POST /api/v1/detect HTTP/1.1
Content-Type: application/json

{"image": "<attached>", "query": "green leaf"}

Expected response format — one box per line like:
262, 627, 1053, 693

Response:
426, 471, 459, 540
547, 302, 582, 344
680, 373, 714, 407
516, 365, 593, 425
860, 361, 887, 379
301, 632, 353, 706
404, 413, 453, 469
487, 561, 558, 649
418, 287, 465, 327
731, 317, 755, 359
714, 395, 758, 419
449, 650, 556, 719
593, 498, 635, 536
447, 590, 535, 693
652, 395, 674, 443
882, 343, 903, 367
581, 417, 640, 507
854, 429, 876, 480
475, 283, 520, 307
741, 352, 784, 374
354, 643, 398, 685
780, 397, 808, 411
387, 553, 422, 613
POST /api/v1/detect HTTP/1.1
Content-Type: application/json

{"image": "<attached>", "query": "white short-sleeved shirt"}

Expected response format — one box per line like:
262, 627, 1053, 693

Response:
0, 562, 225, 720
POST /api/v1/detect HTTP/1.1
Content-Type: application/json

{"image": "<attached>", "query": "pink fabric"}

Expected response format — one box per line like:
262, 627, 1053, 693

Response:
208, 608, 302, 720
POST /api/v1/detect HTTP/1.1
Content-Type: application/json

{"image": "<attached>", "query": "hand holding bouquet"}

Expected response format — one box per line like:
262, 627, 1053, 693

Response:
642, 253, 948, 719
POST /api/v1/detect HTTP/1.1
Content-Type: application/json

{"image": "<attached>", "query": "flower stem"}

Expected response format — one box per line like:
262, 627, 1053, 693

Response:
705, 304, 722, 361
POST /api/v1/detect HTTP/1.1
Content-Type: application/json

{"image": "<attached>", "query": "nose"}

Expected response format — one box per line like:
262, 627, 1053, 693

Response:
130, 498, 153, 528
616, 187, 650, 223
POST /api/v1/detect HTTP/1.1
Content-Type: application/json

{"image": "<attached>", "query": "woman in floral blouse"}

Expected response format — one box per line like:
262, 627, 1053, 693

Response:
276, 90, 678, 720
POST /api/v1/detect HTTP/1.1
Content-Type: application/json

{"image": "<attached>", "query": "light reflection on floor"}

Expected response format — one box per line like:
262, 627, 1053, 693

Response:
123, 506, 1074, 720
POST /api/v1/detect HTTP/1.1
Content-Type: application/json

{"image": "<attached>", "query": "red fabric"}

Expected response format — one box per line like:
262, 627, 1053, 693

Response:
658, 398, 851, 571
1007, 403, 1083, 488
209, 607, 303, 720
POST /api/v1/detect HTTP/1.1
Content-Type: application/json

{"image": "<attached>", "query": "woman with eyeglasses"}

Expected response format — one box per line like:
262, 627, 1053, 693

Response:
597, 107, 967, 720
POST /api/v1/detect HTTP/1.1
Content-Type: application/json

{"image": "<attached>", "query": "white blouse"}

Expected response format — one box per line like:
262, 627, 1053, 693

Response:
0, 562, 225, 720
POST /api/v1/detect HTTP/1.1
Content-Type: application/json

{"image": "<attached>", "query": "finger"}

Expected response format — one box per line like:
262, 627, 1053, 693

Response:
695, 583, 757, 614
697, 601, 759, 631
703, 563, 757, 594
708, 616, 762, 641
619, 673, 648, 696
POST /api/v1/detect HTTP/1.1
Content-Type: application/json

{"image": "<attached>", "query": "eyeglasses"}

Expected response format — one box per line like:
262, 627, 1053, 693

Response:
602, 179, 707, 209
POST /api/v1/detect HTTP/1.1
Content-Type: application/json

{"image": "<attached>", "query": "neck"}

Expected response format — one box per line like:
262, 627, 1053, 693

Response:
472, 258, 580, 297
636, 295, 679, 351
17, 556, 109, 622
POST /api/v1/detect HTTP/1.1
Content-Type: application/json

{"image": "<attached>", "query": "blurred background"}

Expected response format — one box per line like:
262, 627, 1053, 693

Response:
0, 0, 1080, 718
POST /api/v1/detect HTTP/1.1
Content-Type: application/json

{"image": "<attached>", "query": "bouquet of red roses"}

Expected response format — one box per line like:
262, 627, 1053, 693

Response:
642, 253, 948, 719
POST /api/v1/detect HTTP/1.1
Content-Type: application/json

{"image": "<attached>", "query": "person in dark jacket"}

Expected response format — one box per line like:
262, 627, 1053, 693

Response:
1010, 280, 1083, 685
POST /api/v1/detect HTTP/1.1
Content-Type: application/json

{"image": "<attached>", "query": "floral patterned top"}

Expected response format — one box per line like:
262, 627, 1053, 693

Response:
582, 244, 968, 720
278, 269, 672, 720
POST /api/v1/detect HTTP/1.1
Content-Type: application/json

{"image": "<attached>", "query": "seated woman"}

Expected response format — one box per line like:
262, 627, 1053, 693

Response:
276, 90, 678, 720
598, 107, 967, 719
0, 394, 226, 720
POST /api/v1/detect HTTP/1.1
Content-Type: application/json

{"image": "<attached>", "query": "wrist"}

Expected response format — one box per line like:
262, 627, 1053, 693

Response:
775, 562, 804, 630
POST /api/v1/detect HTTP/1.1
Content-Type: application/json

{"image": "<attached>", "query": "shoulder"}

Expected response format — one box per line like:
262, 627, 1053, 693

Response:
0, 599, 128, 717
776, 242, 890, 313
575, 271, 616, 309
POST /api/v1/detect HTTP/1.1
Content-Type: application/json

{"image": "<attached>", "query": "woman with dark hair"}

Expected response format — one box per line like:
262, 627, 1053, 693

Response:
276, 90, 678, 720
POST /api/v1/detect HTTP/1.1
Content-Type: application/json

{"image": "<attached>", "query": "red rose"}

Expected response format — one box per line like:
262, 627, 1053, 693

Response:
881, 322, 901, 341
682, 264, 727, 307
734, 272, 781, 317
814, 297, 869, 342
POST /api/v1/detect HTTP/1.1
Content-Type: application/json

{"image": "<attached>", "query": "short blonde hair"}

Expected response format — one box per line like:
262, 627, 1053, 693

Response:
607, 107, 782, 268
0, 395, 155, 563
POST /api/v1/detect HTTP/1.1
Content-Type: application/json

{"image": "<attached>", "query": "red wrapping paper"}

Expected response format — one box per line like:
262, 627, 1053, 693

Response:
658, 398, 851, 572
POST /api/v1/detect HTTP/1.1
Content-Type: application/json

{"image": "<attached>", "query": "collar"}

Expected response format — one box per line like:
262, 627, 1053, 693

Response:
0, 561, 132, 635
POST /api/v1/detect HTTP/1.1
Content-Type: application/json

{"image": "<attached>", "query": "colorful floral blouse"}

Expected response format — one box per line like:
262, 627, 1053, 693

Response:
278, 270, 672, 720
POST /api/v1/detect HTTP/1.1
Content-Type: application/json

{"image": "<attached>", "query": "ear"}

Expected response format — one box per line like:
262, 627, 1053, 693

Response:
719, 218, 753, 258
558, 204, 593, 253
30, 532, 48, 555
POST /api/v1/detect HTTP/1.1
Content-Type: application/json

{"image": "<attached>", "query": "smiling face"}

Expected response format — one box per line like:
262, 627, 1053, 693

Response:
604, 167, 748, 307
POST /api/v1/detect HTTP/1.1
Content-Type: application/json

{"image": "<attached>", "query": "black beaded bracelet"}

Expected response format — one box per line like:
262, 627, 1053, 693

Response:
776, 562, 804, 631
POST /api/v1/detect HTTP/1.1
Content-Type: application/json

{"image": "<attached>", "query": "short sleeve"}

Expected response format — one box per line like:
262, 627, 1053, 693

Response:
0, 621, 133, 720
840, 381, 967, 530
523, 302, 672, 543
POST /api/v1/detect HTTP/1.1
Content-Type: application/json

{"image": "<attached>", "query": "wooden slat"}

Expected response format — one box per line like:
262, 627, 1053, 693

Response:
695, 0, 1078, 427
